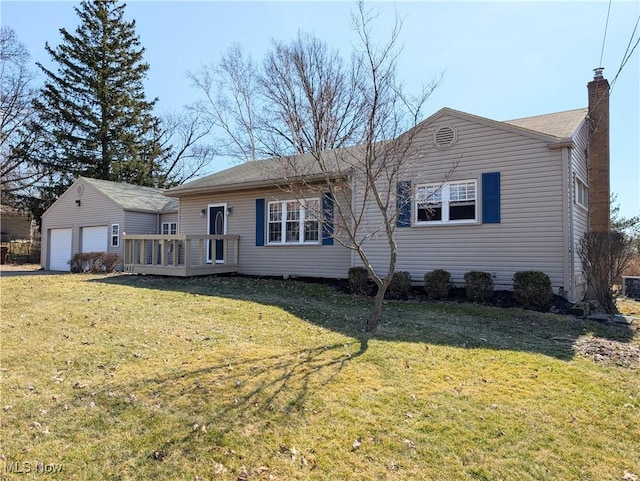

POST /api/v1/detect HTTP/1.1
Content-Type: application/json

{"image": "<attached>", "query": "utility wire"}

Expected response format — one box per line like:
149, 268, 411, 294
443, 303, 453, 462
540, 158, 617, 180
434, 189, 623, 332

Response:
599, 0, 612, 67
610, 14, 640, 94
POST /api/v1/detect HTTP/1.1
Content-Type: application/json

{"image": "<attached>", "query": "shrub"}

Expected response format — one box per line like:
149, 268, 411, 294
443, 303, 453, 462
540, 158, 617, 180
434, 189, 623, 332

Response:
578, 231, 636, 313
424, 269, 451, 300
348, 267, 371, 295
513, 271, 553, 310
387, 271, 412, 299
70, 252, 121, 273
464, 271, 494, 302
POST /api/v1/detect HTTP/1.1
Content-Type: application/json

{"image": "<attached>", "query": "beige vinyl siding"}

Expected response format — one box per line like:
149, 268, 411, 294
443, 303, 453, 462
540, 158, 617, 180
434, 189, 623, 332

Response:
159, 212, 179, 228
41, 179, 124, 270
124, 211, 159, 235
355, 113, 569, 292
177, 187, 351, 279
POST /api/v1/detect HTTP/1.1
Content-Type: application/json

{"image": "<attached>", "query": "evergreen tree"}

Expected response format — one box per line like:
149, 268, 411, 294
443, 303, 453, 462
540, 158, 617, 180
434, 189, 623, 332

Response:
30, 0, 165, 203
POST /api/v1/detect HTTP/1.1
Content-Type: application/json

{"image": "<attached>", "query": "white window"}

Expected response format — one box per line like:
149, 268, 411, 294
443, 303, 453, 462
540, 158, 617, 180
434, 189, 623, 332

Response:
415, 180, 477, 224
268, 199, 320, 244
161, 222, 178, 235
575, 177, 588, 209
110, 224, 120, 247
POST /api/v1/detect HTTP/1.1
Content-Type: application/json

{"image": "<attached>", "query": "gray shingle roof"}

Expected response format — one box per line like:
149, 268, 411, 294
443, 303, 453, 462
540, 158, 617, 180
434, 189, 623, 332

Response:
167, 107, 588, 196
166, 146, 361, 196
503, 107, 588, 139
81, 177, 178, 213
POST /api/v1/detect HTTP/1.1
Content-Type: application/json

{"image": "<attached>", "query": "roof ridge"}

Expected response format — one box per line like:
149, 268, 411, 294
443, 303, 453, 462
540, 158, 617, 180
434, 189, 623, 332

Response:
503, 107, 587, 123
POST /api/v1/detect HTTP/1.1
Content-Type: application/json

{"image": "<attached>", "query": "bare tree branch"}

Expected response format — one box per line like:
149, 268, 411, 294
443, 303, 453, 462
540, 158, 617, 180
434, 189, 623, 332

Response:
157, 109, 216, 186
191, 1, 446, 331
0, 26, 47, 207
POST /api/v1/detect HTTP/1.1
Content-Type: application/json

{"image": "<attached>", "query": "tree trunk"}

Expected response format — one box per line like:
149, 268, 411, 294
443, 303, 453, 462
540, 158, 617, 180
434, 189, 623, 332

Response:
366, 284, 386, 332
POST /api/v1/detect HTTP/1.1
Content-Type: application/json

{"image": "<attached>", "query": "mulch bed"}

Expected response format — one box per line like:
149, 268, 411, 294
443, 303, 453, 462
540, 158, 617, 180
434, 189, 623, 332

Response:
573, 336, 640, 368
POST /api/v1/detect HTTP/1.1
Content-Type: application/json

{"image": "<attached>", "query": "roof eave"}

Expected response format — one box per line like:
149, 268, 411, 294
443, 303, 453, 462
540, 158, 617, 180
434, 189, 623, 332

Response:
165, 173, 345, 197
547, 137, 575, 149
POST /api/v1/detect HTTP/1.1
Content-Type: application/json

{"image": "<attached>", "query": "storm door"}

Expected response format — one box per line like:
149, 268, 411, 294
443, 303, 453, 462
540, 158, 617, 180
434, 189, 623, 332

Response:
208, 205, 226, 263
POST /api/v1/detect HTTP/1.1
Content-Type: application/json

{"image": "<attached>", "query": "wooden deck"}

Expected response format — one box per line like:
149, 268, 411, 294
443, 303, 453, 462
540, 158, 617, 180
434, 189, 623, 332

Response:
123, 234, 239, 277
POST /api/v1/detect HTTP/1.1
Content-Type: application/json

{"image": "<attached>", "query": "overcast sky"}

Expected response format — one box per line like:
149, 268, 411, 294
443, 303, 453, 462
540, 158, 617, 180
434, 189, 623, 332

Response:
2, 1, 638, 218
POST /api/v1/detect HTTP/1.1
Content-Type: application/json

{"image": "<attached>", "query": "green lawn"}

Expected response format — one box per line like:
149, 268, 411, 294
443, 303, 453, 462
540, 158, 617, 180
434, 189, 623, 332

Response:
1, 273, 638, 480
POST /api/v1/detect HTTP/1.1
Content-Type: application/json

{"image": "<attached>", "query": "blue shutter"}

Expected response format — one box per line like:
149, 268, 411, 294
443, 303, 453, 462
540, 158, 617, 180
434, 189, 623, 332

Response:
256, 198, 265, 246
482, 172, 501, 224
396, 181, 412, 227
322, 192, 334, 246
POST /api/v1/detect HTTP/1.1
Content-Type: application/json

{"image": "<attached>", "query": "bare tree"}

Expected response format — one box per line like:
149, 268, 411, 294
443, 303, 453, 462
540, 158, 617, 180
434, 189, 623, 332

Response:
157, 110, 216, 187
189, 44, 262, 162
0, 26, 45, 208
578, 231, 636, 313
191, 2, 441, 331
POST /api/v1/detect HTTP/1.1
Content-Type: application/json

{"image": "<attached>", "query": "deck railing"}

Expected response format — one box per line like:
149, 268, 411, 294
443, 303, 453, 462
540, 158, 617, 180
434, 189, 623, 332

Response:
123, 234, 239, 277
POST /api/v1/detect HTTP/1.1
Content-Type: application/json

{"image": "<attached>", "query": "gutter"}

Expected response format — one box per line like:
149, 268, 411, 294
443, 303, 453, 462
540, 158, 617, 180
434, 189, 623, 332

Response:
165, 173, 347, 198
548, 137, 575, 149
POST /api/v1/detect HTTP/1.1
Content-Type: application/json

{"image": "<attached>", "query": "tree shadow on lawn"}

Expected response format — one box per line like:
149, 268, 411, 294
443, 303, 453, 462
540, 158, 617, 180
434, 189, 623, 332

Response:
92, 274, 637, 364
85, 339, 369, 465
81, 275, 637, 471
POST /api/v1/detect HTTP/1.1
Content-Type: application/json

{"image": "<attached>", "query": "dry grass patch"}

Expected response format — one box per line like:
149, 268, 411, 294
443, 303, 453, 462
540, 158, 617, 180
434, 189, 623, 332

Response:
1, 273, 639, 480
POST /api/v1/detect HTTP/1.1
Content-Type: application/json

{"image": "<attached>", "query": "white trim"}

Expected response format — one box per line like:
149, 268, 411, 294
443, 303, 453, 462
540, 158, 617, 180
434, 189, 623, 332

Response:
574, 175, 588, 211
414, 179, 478, 225
562, 147, 573, 301
266, 198, 321, 245
207, 203, 227, 264
111, 224, 120, 248
161, 221, 178, 235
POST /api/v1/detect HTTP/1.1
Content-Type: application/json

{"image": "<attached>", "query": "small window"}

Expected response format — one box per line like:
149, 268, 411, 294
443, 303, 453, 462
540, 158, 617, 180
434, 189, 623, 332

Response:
161, 222, 178, 235
575, 177, 588, 209
111, 224, 120, 247
416, 180, 477, 224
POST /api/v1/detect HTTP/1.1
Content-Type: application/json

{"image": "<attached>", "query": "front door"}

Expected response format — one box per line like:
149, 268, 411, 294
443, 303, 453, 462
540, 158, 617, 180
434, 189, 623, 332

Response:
208, 205, 225, 263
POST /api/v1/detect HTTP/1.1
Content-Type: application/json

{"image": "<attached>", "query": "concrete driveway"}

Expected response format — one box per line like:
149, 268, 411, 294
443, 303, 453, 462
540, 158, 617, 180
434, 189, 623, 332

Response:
0, 264, 63, 277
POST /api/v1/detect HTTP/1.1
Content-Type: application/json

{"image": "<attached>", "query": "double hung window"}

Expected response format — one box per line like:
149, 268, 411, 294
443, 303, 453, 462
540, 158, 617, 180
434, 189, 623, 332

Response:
575, 177, 588, 209
416, 180, 477, 224
268, 199, 320, 244
110, 224, 120, 247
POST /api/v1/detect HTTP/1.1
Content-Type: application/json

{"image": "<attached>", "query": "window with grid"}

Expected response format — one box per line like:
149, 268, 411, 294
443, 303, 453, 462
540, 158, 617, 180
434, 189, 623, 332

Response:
268, 199, 320, 244
111, 224, 120, 247
575, 177, 588, 209
161, 222, 178, 235
416, 180, 477, 224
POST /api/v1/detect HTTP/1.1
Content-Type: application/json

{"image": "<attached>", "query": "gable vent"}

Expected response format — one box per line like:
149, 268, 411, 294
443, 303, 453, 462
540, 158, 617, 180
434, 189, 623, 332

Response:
434, 125, 457, 149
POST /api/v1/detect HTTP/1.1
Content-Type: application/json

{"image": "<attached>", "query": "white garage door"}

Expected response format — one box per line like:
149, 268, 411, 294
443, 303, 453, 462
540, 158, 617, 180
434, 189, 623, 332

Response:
82, 225, 108, 253
49, 228, 72, 271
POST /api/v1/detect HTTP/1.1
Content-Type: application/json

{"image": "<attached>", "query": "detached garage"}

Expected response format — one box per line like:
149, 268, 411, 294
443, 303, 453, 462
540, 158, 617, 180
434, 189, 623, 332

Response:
41, 177, 178, 272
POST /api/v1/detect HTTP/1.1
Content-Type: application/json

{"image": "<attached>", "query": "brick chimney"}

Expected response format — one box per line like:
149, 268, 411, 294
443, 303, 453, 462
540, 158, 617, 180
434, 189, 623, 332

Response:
587, 67, 610, 232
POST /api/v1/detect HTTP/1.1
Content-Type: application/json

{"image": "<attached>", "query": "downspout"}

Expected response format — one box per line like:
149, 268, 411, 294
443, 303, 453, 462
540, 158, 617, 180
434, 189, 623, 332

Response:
550, 139, 574, 300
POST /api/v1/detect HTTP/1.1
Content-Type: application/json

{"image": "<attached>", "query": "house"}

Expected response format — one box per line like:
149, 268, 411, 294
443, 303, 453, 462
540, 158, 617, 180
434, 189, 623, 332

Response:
0, 205, 37, 242
43, 70, 609, 302
151, 70, 609, 302
40, 177, 178, 271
